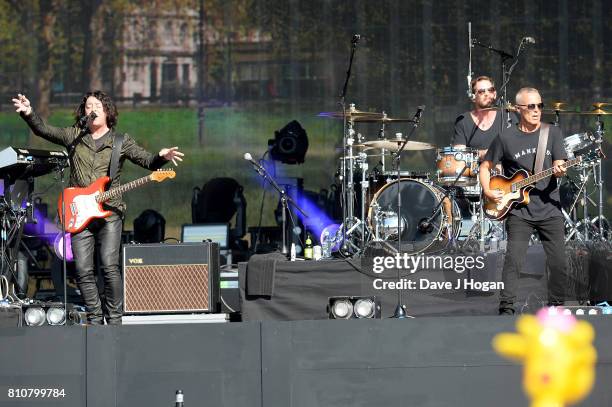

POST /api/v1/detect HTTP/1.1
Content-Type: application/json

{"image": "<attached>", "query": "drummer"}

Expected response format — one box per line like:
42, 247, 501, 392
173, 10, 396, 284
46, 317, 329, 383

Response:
452, 75, 505, 160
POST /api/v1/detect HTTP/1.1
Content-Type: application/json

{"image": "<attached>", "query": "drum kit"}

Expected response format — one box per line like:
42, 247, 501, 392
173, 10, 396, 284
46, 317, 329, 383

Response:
319, 101, 609, 255
549, 102, 609, 242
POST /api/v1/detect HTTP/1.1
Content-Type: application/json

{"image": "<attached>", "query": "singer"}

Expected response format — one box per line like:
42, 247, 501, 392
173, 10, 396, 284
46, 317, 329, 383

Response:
452, 76, 512, 160
11, 91, 184, 325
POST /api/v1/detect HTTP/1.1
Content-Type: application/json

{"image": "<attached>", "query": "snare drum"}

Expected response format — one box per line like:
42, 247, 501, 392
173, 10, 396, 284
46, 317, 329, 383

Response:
436, 146, 479, 186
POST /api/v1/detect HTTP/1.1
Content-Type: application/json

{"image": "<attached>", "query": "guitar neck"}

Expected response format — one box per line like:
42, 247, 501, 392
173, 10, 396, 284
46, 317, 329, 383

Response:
513, 157, 581, 190
96, 174, 153, 203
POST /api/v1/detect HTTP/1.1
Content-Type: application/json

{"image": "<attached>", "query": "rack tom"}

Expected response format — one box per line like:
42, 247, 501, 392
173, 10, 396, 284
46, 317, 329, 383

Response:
436, 146, 479, 186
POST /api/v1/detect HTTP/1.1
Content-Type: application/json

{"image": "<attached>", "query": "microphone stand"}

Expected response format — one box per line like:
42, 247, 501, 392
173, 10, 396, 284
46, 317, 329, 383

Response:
51, 157, 70, 324
389, 106, 423, 319
246, 161, 308, 256
338, 35, 359, 254
472, 38, 527, 132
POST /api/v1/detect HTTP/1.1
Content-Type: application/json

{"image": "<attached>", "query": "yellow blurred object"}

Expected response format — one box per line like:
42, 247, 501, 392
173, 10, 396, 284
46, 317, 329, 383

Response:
493, 308, 597, 407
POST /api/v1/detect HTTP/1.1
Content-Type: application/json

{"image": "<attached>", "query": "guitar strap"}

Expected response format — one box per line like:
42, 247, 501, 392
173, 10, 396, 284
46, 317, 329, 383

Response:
533, 123, 549, 174
109, 133, 125, 181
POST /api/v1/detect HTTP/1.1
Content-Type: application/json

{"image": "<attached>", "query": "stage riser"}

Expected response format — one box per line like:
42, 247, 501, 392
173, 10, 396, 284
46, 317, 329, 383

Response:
0, 318, 611, 407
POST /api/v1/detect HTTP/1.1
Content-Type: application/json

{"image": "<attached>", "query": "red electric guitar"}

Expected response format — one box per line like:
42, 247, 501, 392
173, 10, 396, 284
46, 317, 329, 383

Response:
58, 170, 175, 233
483, 152, 597, 221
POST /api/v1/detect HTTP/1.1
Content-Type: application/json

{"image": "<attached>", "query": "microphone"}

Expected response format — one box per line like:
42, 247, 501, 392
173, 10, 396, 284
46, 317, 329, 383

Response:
412, 105, 425, 123
467, 22, 474, 100
417, 218, 434, 234
352, 34, 361, 44
243, 152, 265, 173
522, 37, 536, 45
77, 112, 97, 130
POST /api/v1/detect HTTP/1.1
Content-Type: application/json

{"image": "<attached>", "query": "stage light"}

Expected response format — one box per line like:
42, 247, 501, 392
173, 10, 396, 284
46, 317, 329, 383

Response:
53, 232, 74, 261
46, 306, 66, 325
354, 298, 377, 318
268, 120, 308, 164
192, 178, 246, 241
328, 296, 381, 319
134, 209, 166, 243
24, 307, 46, 326
330, 299, 353, 319
22, 303, 82, 326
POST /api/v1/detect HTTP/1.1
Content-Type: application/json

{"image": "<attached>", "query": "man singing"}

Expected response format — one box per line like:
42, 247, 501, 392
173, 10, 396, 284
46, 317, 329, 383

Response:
479, 87, 568, 315
12, 91, 184, 324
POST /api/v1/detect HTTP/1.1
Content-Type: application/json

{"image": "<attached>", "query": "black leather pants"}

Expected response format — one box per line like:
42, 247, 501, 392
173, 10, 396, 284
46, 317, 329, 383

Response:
71, 215, 123, 325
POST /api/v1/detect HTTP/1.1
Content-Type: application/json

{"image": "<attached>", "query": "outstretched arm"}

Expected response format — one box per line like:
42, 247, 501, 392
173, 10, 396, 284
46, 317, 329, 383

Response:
11, 93, 76, 147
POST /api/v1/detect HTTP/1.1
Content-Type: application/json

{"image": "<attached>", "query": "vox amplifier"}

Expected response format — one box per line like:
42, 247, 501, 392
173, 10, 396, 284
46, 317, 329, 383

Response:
123, 243, 220, 314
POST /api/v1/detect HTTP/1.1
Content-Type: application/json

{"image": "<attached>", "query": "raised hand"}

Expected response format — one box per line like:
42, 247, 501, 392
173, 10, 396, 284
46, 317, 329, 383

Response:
158, 146, 185, 166
11, 94, 32, 115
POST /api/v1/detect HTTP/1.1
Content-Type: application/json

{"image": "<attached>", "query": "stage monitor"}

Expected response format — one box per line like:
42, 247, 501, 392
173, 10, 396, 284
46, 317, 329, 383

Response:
181, 223, 229, 249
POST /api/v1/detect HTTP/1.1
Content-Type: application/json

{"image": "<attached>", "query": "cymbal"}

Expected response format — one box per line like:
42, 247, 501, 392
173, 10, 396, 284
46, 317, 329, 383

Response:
352, 116, 416, 123
550, 101, 567, 111
362, 139, 436, 152
580, 108, 610, 115
318, 108, 383, 120
479, 103, 518, 112
592, 102, 609, 109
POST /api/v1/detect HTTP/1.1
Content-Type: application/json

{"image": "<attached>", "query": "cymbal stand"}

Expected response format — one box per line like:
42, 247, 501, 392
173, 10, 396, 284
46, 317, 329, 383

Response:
341, 117, 360, 253
338, 34, 360, 254
594, 115, 607, 240
378, 118, 388, 173
358, 152, 370, 250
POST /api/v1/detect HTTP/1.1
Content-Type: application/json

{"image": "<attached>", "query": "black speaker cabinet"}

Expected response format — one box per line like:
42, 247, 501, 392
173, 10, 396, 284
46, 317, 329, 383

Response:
123, 243, 220, 314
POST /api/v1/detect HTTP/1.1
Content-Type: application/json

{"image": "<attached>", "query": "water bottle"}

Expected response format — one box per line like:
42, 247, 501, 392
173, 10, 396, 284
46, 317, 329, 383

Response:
321, 230, 331, 259
304, 235, 313, 260
175, 390, 184, 407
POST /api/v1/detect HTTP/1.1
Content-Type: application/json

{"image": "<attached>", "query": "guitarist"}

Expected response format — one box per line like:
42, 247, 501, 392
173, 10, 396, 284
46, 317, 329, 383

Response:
479, 87, 568, 315
12, 91, 184, 325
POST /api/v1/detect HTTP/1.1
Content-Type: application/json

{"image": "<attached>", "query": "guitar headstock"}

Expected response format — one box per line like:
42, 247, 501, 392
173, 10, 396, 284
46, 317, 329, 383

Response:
151, 169, 176, 182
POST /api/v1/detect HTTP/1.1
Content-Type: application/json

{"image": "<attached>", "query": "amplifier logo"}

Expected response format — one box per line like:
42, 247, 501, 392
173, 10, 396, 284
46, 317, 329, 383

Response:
128, 258, 144, 264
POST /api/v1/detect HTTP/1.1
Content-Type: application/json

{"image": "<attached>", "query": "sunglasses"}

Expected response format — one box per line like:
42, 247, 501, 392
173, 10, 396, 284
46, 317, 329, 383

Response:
475, 87, 496, 95
516, 102, 544, 110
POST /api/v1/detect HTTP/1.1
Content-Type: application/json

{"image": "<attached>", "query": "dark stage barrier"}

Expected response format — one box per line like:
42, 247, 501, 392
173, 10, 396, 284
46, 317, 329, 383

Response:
240, 246, 548, 320
240, 243, 611, 321
0, 319, 611, 407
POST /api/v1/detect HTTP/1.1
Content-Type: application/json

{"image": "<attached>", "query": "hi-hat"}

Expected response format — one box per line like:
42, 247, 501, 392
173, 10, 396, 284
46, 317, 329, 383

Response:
362, 139, 436, 152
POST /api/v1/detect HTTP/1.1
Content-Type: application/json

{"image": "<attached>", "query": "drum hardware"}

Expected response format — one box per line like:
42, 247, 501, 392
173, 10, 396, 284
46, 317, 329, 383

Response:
424, 165, 471, 253
564, 132, 595, 159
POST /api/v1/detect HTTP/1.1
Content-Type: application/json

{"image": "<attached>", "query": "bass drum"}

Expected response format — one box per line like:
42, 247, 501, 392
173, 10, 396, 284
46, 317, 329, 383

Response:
368, 179, 461, 254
